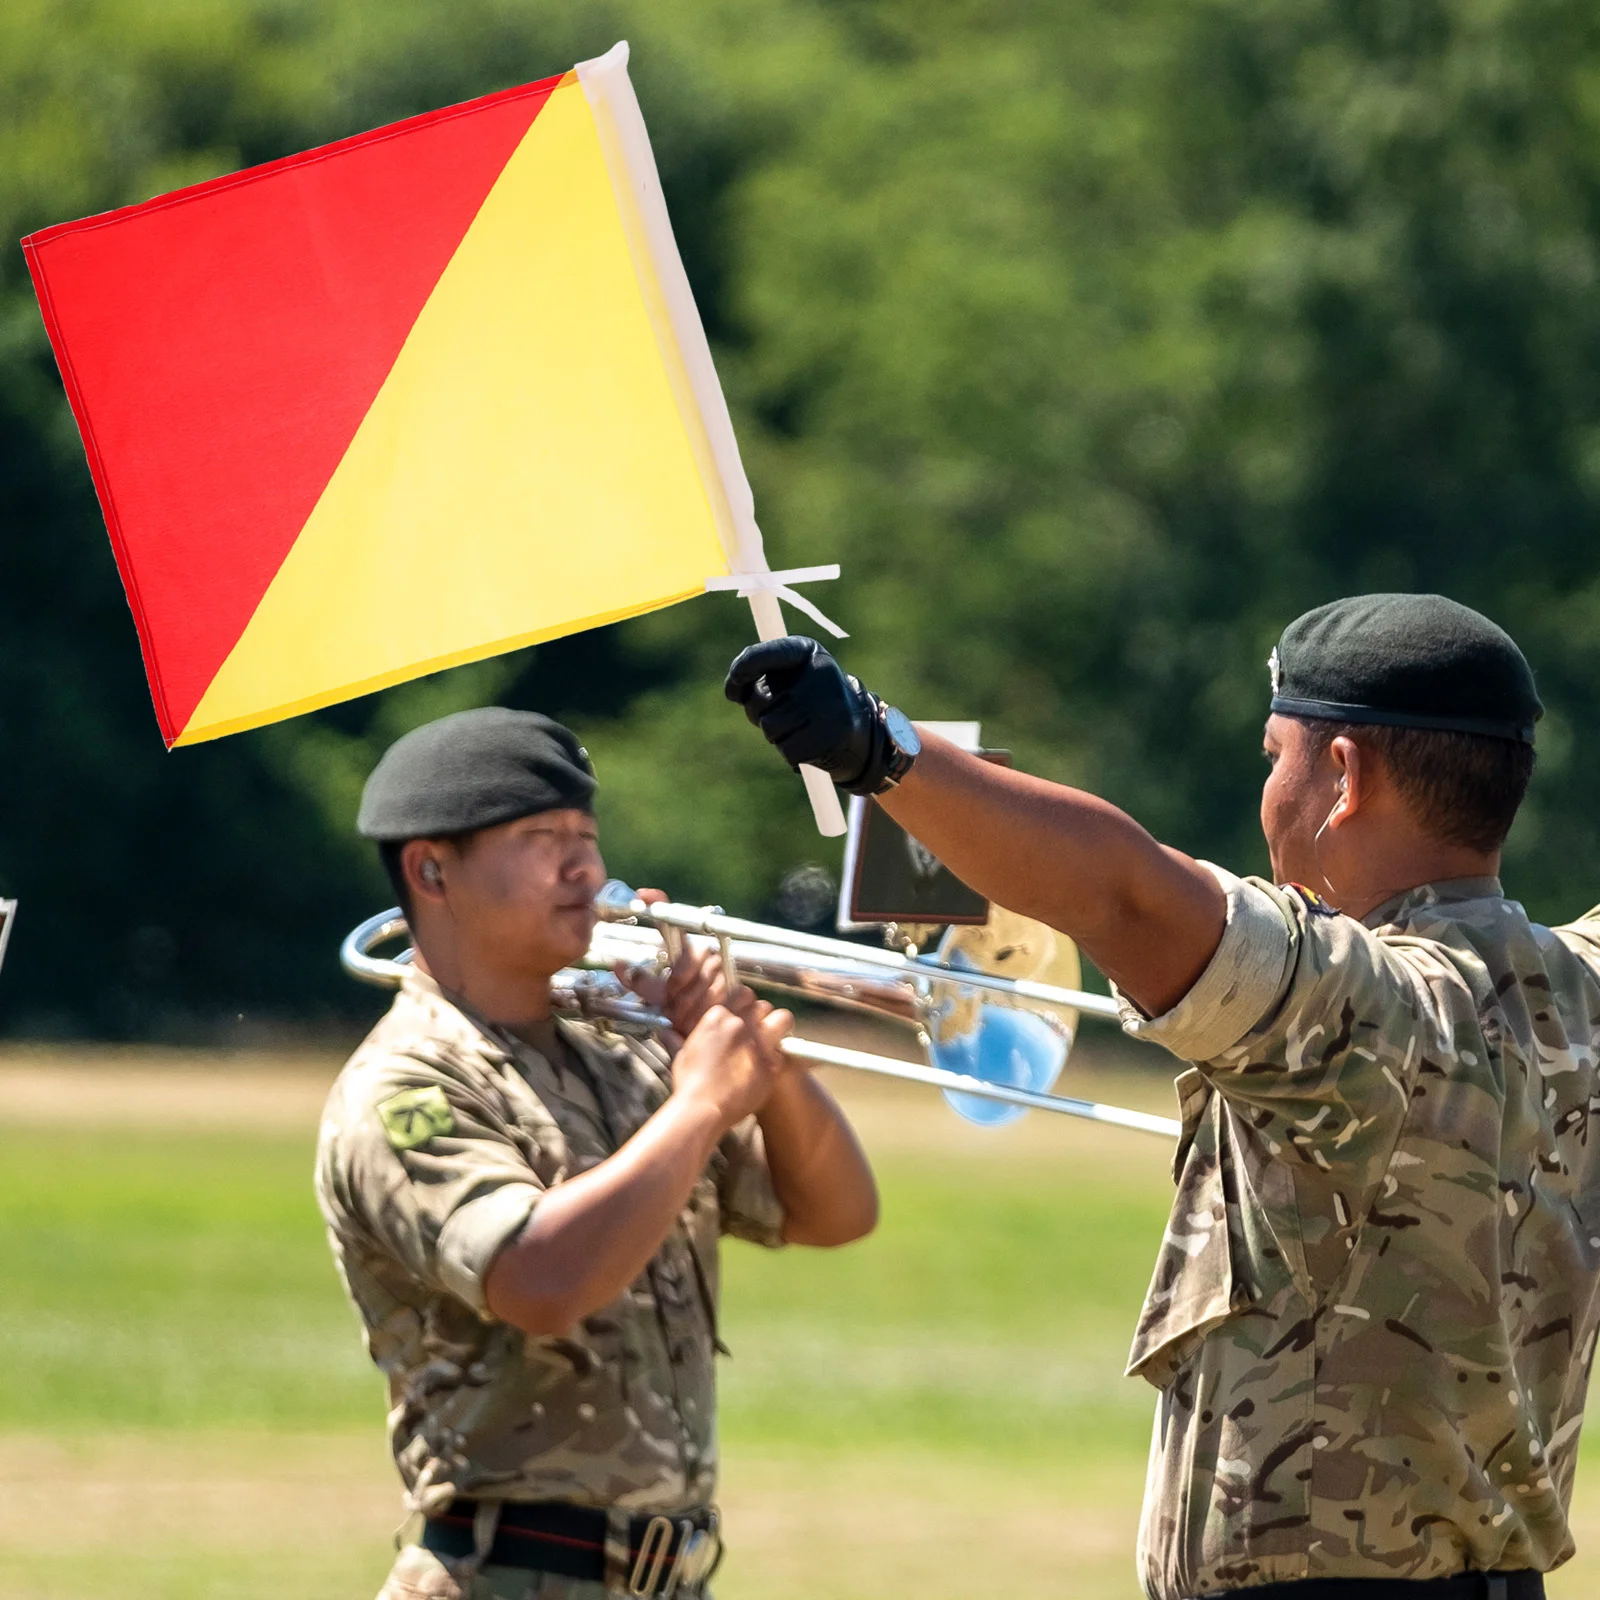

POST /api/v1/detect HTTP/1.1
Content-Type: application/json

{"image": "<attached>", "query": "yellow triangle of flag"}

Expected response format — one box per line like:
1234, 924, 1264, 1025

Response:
188, 71, 724, 741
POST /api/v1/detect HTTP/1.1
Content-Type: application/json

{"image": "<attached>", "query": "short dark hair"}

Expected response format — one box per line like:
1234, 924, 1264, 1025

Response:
1300, 720, 1535, 854
378, 831, 485, 922
378, 840, 413, 922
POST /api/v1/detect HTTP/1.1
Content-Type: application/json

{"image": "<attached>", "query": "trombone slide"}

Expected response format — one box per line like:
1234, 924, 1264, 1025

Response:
340, 899, 1178, 1138
784, 1036, 1180, 1137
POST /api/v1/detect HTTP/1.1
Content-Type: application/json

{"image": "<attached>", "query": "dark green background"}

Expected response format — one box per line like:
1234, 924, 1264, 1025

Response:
4, 0, 1599, 1038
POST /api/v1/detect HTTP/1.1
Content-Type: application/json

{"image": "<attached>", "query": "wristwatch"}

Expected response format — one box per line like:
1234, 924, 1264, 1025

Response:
874, 702, 922, 791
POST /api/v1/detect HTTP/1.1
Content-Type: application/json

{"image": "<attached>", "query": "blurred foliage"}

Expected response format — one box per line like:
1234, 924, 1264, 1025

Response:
3, 0, 1600, 1036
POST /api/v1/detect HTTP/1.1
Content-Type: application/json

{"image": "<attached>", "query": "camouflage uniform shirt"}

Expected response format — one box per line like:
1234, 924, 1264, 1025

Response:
315, 966, 786, 1523
1119, 870, 1600, 1598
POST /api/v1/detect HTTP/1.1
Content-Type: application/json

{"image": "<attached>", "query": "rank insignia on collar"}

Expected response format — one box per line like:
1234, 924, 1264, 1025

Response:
1268, 646, 1282, 696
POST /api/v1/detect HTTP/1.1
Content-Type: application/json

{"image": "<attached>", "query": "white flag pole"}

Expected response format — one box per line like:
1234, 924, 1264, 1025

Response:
578, 44, 847, 836
741, 591, 847, 832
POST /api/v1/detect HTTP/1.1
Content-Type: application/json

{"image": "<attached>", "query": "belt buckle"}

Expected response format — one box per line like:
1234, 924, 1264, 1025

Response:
627, 1511, 722, 1599
628, 1516, 674, 1598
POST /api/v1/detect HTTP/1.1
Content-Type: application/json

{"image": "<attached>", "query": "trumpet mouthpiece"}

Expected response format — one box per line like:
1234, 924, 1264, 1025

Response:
593, 879, 642, 920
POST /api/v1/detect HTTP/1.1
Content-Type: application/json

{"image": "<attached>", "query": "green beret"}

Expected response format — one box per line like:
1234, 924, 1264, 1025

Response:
1269, 594, 1541, 745
357, 708, 595, 842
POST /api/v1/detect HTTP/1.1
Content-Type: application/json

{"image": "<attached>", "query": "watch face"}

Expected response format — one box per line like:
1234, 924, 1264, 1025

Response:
883, 706, 922, 757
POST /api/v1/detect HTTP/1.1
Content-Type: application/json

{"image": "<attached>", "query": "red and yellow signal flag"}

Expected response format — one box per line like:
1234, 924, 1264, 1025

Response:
23, 42, 846, 831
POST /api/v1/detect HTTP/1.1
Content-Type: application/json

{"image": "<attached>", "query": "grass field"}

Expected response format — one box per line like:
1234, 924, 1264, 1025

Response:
2, 1043, 1599, 1599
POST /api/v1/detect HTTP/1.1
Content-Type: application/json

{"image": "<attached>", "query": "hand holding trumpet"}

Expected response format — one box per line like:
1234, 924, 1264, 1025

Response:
613, 889, 732, 1044
672, 982, 796, 1128
615, 892, 798, 1126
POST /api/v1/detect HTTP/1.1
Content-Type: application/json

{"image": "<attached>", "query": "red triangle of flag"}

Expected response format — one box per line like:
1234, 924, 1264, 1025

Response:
24, 75, 563, 743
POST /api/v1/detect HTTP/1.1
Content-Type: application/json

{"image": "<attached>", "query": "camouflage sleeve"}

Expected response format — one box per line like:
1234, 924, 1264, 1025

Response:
1115, 863, 1295, 1063
715, 1116, 786, 1248
1116, 863, 1452, 1153
322, 1055, 544, 1314
1555, 904, 1600, 974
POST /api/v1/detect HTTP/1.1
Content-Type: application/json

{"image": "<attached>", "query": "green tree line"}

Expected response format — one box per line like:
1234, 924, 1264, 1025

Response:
3, 0, 1599, 1037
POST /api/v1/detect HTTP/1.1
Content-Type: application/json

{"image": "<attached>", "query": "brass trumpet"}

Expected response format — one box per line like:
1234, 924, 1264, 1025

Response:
341, 882, 1177, 1139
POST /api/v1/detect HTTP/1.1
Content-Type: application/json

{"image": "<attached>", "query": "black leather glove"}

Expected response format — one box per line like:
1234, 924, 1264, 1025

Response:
725, 636, 896, 794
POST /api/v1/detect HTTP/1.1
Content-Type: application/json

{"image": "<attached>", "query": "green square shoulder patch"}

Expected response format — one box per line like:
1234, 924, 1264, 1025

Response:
377, 1085, 455, 1151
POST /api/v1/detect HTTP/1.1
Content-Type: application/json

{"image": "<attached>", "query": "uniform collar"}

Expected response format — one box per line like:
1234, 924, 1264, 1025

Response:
398, 960, 444, 1002
397, 961, 581, 1066
1360, 875, 1506, 930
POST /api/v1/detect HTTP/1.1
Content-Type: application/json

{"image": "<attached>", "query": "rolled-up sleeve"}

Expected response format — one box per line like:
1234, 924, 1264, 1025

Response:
434, 1180, 543, 1309
1557, 906, 1600, 973
1115, 863, 1294, 1061
1115, 866, 1458, 1168
716, 1117, 786, 1248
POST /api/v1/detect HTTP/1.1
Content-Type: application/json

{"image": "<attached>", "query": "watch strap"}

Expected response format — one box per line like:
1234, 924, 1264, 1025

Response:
870, 699, 918, 793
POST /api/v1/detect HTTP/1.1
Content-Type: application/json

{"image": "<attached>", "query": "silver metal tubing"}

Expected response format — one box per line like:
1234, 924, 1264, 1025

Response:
538, 970, 1178, 1135
593, 887, 1124, 1021
0, 898, 17, 980
790, 1038, 1180, 1137
341, 899, 1176, 1139
341, 909, 413, 987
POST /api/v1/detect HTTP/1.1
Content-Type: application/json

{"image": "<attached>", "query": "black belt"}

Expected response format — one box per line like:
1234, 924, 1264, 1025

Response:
422, 1498, 721, 1595
1212, 1574, 1544, 1600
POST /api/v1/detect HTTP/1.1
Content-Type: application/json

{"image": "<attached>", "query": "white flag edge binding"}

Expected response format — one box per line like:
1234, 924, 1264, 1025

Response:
577, 43, 847, 834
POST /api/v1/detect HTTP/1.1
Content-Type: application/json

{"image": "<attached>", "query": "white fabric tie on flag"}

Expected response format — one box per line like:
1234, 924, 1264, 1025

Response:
703, 564, 847, 639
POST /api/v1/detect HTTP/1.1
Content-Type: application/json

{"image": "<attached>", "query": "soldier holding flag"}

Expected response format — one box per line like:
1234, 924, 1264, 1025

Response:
727, 593, 1600, 1600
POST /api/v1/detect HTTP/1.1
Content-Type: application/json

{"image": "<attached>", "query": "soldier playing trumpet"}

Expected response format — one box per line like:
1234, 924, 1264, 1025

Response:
316, 707, 878, 1600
